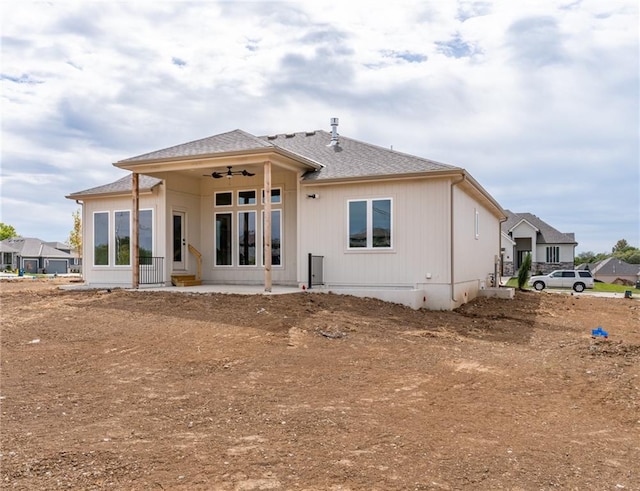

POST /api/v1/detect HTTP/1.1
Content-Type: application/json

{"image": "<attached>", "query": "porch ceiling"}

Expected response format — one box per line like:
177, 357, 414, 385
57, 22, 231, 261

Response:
114, 149, 321, 177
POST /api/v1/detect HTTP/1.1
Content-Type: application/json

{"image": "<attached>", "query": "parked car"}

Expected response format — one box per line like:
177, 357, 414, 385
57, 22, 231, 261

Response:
528, 270, 594, 292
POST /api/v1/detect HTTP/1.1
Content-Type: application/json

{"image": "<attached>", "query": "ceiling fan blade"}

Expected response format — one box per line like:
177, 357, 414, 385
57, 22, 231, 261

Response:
203, 167, 252, 178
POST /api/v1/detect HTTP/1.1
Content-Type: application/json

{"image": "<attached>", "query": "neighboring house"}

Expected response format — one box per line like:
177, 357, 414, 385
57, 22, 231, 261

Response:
0, 241, 19, 271
1, 237, 73, 274
580, 257, 640, 285
45, 241, 83, 273
66, 120, 507, 310
501, 210, 577, 275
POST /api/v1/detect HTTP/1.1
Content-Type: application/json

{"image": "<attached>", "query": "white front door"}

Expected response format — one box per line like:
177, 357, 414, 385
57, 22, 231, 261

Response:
172, 211, 186, 271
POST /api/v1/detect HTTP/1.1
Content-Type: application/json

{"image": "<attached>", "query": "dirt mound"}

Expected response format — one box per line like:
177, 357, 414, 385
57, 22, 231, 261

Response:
2, 280, 639, 489
612, 277, 634, 286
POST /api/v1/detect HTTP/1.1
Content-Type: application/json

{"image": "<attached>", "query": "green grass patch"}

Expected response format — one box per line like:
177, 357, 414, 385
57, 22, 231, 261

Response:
505, 277, 519, 288
593, 282, 640, 293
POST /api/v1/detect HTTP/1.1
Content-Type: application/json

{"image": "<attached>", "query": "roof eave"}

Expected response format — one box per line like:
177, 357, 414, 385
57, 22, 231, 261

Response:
65, 187, 158, 201
508, 218, 540, 233
301, 169, 465, 186
539, 239, 578, 246
114, 148, 322, 173
501, 231, 517, 245
458, 172, 507, 220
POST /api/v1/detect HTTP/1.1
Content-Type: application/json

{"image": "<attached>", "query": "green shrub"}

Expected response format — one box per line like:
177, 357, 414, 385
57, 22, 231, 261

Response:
517, 253, 532, 290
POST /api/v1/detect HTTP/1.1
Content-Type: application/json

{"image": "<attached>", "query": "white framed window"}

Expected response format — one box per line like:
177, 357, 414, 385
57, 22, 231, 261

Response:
238, 210, 257, 265
93, 211, 110, 266
215, 212, 233, 266
215, 191, 233, 207
261, 209, 282, 267
93, 209, 154, 267
546, 246, 560, 263
238, 189, 257, 206
347, 198, 393, 249
474, 208, 480, 239
261, 188, 282, 204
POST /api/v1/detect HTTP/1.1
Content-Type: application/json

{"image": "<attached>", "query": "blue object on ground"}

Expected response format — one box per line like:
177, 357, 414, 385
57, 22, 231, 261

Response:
591, 327, 608, 338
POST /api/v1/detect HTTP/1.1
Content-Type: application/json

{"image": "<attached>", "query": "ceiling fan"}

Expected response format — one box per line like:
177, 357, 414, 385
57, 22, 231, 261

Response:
204, 166, 255, 179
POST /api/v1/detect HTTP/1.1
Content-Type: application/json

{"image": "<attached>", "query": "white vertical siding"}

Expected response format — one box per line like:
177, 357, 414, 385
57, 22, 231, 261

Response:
80, 170, 504, 310
298, 178, 452, 288
452, 185, 501, 293
82, 188, 164, 287
298, 177, 502, 309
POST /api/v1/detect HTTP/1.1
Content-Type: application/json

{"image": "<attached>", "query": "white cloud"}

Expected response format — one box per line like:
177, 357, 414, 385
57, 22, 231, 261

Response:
1, 0, 638, 251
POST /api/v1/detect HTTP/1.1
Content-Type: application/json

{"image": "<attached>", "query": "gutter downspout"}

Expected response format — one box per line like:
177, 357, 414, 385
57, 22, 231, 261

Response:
498, 216, 508, 286
450, 173, 466, 303
75, 199, 84, 281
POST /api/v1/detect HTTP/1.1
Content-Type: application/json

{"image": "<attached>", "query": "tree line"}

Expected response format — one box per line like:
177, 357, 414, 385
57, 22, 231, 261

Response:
1, 210, 82, 257
576, 239, 640, 265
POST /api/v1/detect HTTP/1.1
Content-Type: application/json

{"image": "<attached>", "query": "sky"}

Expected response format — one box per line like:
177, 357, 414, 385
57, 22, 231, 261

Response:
1, 0, 638, 254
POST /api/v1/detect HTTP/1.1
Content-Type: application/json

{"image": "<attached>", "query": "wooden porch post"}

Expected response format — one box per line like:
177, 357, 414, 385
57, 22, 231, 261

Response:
264, 161, 272, 292
132, 172, 139, 289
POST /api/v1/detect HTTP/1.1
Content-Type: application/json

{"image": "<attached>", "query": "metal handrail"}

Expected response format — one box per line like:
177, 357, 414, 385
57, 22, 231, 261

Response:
139, 256, 164, 285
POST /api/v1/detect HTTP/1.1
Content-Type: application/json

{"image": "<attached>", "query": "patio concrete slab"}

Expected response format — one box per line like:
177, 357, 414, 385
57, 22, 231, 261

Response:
58, 282, 304, 296
137, 284, 303, 295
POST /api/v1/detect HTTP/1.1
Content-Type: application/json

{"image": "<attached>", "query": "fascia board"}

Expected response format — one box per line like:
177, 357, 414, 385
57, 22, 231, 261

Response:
113, 149, 321, 173
301, 170, 464, 186
457, 173, 507, 220
508, 219, 539, 234
65, 188, 157, 201
501, 231, 516, 245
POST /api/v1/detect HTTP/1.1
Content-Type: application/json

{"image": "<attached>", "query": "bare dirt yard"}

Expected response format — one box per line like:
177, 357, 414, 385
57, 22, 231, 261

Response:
1, 278, 639, 490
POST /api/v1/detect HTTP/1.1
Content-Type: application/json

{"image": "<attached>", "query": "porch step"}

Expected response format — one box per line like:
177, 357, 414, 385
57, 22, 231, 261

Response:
171, 275, 202, 287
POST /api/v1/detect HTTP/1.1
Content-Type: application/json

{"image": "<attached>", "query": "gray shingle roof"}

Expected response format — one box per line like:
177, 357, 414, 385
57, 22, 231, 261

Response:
71, 128, 467, 198
45, 241, 70, 251
260, 131, 459, 181
120, 129, 273, 162
67, 174, 162, 198
502, 210, 576, 244
2, 238, 71, 258
0, 242, 19, 253
115, 129, 459, 180
590, 257, 640, 276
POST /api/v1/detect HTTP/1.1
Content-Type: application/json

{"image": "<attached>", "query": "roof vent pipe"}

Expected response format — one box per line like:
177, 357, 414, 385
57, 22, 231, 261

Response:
328, 117, 339, 146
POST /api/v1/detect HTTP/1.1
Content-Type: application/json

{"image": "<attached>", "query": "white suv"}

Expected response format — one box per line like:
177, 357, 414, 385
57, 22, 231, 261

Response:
528, 270, 594, 292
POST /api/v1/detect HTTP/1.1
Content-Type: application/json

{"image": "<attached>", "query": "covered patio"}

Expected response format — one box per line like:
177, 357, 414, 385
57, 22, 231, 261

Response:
58, 281, 305, 296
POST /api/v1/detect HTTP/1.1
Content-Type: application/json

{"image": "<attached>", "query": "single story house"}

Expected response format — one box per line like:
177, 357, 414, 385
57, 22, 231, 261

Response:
580, 257, 640, 285
0, 241, 19, 271
66, 119, 507, 310
45, 241, 83, 273
0, 237, 73, 274
501, 210, 577, 275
